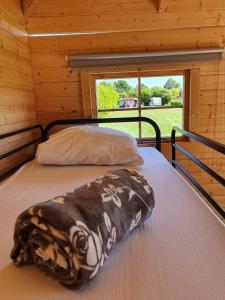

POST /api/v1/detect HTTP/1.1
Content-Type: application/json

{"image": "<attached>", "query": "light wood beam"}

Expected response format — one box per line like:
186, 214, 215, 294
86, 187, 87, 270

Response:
157, 0, 167, 12
22, 0, 39, 17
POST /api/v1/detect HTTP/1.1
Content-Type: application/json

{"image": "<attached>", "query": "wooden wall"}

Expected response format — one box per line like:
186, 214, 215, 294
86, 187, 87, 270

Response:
0, 0, 36, 175
25, 0, 225, 211
0, 0, 222, 211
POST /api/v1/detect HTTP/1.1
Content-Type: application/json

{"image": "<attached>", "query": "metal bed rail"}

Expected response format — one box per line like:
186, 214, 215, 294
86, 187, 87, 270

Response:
0, 125, 44, 181
171, 126, 225, 219
43, 117, 161, 151
0, 117, 160, 181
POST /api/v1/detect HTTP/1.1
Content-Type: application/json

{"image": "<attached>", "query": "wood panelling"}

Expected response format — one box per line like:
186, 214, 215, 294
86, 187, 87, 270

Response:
25, 0, 225, 213
22, 0, 39, 17
26, 10, 225, 34
33, 67, 80, 83
28, 0, 158, 16
0, 0, 36, 176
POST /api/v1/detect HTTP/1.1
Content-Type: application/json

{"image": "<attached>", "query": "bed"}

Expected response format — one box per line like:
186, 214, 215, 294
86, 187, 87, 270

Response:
0, 117, 224, 300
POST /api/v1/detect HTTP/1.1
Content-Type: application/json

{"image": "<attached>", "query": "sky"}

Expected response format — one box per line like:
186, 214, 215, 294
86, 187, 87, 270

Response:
97, 75, 184, 88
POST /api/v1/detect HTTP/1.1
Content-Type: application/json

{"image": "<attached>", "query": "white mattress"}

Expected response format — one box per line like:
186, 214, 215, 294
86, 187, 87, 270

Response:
0, 148, 224, 300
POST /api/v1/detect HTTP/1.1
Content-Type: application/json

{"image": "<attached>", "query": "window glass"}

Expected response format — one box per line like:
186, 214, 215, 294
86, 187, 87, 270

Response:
96, 75, 184, 138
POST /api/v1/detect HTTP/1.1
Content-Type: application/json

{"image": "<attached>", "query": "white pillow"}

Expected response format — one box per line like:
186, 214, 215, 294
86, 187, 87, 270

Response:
36, 126, 144, 166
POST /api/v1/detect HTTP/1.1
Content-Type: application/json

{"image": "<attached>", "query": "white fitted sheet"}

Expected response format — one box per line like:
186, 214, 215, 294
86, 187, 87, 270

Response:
0, 148, 224, 300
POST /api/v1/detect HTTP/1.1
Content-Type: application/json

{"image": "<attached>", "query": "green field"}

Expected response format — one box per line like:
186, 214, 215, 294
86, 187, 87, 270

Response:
98, 108, 182, 138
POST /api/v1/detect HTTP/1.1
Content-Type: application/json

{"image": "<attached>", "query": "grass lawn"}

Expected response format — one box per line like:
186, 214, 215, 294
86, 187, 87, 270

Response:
98, 108, 182, 138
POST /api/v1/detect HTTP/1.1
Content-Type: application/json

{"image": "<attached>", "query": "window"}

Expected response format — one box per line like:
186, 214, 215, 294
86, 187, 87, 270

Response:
95, 73, 188, 140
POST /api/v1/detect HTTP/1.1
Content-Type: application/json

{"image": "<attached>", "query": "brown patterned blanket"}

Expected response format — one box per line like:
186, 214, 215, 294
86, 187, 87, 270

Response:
11, 169, 155, 288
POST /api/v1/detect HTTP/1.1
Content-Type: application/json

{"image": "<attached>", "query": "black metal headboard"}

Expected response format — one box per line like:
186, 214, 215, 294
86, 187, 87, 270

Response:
0, 117, 161, 181
43, 117, 161, 151
171, 126, 225, 219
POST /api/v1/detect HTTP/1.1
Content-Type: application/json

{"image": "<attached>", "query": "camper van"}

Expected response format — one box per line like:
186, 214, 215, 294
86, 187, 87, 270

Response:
118, 97, 138, 108
149, 97, 162, 106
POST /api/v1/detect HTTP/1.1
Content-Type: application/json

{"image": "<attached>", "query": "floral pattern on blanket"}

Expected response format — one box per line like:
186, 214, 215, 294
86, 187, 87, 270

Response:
11, 169, 155, 288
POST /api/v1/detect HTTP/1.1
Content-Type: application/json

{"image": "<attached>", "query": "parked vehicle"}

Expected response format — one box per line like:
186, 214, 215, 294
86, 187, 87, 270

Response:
149, 97, 162, 106
118, 97, 138, 108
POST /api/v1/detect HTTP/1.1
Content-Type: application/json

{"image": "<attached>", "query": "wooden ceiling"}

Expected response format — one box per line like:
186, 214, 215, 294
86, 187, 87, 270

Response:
21, 0, 225, 35
21, 0, 225, 18
21, 0, 165, 17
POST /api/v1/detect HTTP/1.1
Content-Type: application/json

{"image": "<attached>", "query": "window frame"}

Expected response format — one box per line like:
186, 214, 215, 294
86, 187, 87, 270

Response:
80, 66, 199, 142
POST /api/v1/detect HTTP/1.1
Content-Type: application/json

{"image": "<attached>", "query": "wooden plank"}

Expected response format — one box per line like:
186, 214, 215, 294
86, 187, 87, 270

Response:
200, 62, 222, 75
0, 27, 30, 59
200, 74, 225, 90
0, 87, 34, 105
30, 27, 225, 56
189, 69, 200, 130
202, 183, 225, 196
34, 3, 123, 17
158, 0, 166, 12
26, 10, 225, 34
215, 131, 225, 139
0, 0, 25, 23
28, 0, 157, 16
0, 7, 27, 44
37, 111, 83, 125
29, 28, 200, 53
32, 67, 80, 83
0, 134, 35, 155
122, 2, 157, 13
0, 67, 33, 90
4, 110, 36, 125
0, 149, 34, 175
198, 103, 225, 118
80, 71, 93, 118
166, 0, 203, 12
177, 158, 214, 173
0, 120, 37, 135
200, 90, 225, 104
0, 130, 36, 148
36, 97, 82, 112
204, 0, 225, 10
34, 82, 81, 98
0, 48, 32, 74
197, 118, 225, 133
31, 52, 67, 68
21, 0, 225, 18
192, 172, 214, 184
22, 0, 40, 17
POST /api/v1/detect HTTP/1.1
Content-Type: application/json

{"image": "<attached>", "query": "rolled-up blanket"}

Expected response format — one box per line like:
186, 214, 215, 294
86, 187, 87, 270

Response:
11, 169, 155, 288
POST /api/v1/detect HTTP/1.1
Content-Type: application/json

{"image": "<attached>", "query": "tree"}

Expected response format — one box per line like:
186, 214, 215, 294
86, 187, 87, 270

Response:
150, 86, 172, 105
163, 78, 180, 89
130, 86, 138, 98
140, 84, 152, 106
113, 80, 132, 97
170, 87, 180, 99
97, 83, 119, 110
151, 86, 164, 96
159, 89, 172, 105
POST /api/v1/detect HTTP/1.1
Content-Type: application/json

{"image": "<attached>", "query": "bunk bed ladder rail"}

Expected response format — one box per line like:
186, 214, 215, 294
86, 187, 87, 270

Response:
0, 125, 44, 181
171, 126, 225, 219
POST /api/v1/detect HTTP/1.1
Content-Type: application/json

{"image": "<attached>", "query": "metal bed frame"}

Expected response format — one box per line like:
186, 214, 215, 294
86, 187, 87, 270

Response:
172, 126, 225, 219
0, 117, 160, 181
0, 125, 44, 181
0, 117, 224, 219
